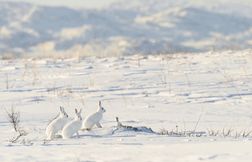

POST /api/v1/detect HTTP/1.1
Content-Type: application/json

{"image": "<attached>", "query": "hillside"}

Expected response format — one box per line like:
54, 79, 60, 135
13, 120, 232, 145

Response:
1, 0, 252, 57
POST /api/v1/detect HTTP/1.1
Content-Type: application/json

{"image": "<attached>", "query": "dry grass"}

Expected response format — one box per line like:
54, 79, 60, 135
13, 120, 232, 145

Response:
6, 107, 28, 143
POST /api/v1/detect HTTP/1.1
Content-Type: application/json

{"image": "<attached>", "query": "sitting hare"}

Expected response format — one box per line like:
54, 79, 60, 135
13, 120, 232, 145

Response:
45, 106, 69, 140
62, 108, 83, 139
82, 101, 106, 131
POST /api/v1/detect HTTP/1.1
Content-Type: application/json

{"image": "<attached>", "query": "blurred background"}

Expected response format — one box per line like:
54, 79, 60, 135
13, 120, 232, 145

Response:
1, 0, 252, 58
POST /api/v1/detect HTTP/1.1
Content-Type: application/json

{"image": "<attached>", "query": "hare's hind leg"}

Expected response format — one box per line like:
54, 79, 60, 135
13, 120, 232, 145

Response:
96, 122, 102, 128
76, 131, 80, 138
47, 132, 54, 140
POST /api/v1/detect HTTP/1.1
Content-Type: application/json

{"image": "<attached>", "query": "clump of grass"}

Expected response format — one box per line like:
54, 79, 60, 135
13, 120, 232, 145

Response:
207, 128, 252, 138
6, 107, 28, 143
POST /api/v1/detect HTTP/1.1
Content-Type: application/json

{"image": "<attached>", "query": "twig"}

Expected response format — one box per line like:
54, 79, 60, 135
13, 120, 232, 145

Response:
193, 112, 203, 133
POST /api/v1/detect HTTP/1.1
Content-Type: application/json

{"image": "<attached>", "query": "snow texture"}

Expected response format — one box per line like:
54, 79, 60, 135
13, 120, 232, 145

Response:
0, 50, 252, 161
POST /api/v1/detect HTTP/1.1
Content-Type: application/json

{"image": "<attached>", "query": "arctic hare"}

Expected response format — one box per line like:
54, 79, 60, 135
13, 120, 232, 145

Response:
82, 101, 106, 130
62, 108, 83, 139
45, 106, 69, 140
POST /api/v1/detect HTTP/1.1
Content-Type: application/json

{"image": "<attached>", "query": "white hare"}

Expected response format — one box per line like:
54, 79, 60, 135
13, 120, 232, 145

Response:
82, 101, 106, 130
45, 106, 69, 140
62, 108, 83, 139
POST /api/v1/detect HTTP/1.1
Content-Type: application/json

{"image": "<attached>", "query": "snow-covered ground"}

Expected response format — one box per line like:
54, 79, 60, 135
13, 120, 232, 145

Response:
1, 50, 252, 161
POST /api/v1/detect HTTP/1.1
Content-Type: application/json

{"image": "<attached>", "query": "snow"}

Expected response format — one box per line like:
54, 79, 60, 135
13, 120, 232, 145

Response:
0, 50, 252, 161
56, 25, 91, 41
1, 140, 252, 162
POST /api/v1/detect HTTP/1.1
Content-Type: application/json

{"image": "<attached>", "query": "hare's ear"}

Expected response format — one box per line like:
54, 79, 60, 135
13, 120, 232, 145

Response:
99, 101, 102, 108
